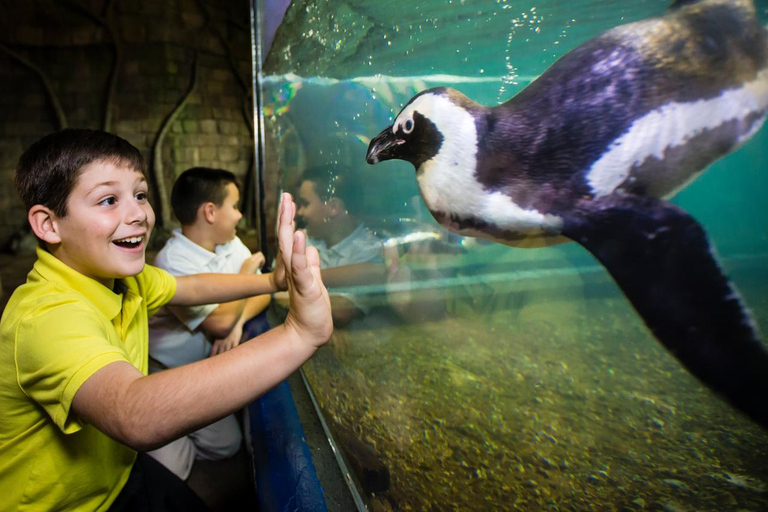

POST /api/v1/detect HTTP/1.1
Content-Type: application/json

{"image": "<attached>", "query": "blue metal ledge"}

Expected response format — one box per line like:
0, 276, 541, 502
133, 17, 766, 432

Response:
244, 314, 328, 512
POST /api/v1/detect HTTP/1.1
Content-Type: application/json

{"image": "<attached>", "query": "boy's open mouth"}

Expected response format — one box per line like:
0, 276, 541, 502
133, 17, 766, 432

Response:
113, 236, 144, 249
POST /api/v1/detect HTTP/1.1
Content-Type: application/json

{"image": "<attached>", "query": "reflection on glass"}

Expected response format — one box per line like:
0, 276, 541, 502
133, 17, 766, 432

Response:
258, 1, 768, 510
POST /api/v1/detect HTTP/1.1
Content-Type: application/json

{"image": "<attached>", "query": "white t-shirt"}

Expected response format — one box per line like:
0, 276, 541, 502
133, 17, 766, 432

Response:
307, 223, 384, 313
148, 229, 252, 368
307, 223, 384, 269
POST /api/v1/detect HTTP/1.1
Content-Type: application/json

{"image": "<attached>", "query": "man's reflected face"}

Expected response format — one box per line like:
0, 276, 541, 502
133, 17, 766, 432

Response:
297, 180, 332, 239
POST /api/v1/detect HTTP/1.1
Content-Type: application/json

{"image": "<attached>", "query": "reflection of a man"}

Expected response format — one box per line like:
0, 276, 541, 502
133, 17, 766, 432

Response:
274, 165, 451, 328
295, 165, 388, 326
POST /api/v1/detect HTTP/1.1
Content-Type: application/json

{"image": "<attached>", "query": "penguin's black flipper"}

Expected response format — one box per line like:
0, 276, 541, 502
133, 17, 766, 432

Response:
561, 194, 768, 428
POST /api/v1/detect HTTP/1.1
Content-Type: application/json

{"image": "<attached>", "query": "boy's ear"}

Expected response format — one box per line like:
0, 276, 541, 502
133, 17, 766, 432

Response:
28, 205, 62, 244
200, 202, 217, 224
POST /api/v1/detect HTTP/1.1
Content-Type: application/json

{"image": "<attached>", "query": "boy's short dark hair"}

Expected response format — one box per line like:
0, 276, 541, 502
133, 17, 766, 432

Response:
300, 164, 360, 215
15, 129, 146, 217
171, 167, 240, 225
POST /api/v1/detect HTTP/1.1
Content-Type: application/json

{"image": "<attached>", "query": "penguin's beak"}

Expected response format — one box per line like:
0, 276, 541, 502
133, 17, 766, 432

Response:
366, 126, 400, 165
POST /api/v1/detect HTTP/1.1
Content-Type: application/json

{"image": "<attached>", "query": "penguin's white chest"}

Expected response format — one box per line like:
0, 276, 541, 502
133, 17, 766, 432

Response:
417, 163, 564, 237
410, 94, 564, 238
414, 99, 564, 239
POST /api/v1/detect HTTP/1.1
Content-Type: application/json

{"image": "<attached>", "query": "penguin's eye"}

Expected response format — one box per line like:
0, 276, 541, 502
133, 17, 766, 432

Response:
403, 118, 415, 134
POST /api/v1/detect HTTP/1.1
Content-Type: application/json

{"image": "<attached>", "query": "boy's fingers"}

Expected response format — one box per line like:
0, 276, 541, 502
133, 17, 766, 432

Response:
306, 245, 320, 269
278, 193, 295, 270
290, 230, 308, 272
306, 246, 324, 284
254, 252, 266, 268
284, 192, 294, 215
292, 228, 307, 257
290, 230, 318, 292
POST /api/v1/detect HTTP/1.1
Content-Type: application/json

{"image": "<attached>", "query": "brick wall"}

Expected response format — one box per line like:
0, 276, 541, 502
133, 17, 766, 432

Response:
0, 0, 255, 250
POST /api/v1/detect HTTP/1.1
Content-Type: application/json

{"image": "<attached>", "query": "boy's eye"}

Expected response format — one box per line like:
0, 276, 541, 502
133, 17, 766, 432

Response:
99, 197, 117, 206
136, 191, 147, 201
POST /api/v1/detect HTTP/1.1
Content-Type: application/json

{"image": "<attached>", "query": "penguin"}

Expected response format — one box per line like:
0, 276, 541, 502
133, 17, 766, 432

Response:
366, 0, 768, 429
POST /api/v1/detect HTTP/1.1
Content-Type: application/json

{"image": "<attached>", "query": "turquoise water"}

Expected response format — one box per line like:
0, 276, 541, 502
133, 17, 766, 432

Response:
259, 1, 768, 510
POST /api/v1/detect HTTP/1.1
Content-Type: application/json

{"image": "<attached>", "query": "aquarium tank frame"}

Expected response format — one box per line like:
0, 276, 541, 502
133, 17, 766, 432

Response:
249, 2, 368, 511
248, 1, 768, 511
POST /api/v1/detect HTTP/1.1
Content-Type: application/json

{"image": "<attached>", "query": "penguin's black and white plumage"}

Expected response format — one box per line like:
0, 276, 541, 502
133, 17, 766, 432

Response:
367, 0, 768, 428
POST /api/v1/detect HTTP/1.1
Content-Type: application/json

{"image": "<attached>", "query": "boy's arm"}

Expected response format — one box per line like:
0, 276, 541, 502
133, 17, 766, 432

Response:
320, 262, 388, 288
169, 264, 284, 308
201, 293, 271, 340
71, 194, 332, 451
200, 254, 272, 339
208, 294, 272, 353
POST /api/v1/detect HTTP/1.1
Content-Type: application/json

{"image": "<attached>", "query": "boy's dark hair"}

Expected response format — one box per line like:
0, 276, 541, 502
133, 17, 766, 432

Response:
300, 164, 360, 215
171, 167, 240, 225
15, 129, 146, 217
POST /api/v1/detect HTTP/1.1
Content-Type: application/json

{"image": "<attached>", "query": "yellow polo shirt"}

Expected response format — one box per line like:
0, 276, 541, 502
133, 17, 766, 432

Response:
0, 247, 176, 512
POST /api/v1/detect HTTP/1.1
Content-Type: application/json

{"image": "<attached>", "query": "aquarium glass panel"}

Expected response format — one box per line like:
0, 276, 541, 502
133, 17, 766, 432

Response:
255, 0, 768, 510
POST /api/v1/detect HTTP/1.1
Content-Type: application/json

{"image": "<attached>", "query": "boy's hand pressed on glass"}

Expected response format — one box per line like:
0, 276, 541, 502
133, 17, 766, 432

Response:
278, 193, 332, 348
71, 193, 332, 452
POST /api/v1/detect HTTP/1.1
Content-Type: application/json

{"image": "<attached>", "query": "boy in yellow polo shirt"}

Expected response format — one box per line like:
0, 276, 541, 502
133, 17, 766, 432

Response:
0, 129, 332, 512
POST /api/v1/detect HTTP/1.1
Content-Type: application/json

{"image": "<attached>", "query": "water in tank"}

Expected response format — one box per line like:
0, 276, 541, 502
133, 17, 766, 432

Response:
255, 0, 768, 510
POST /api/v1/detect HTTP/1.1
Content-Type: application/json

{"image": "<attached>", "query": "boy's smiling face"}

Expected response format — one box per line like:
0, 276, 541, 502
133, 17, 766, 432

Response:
49, 159, 155, 288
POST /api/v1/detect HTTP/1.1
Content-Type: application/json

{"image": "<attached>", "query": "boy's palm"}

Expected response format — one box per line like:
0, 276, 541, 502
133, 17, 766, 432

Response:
278, 194, 332, 347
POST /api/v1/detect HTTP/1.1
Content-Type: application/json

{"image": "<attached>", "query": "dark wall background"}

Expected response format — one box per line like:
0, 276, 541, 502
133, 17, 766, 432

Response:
0, 0, 255, 252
